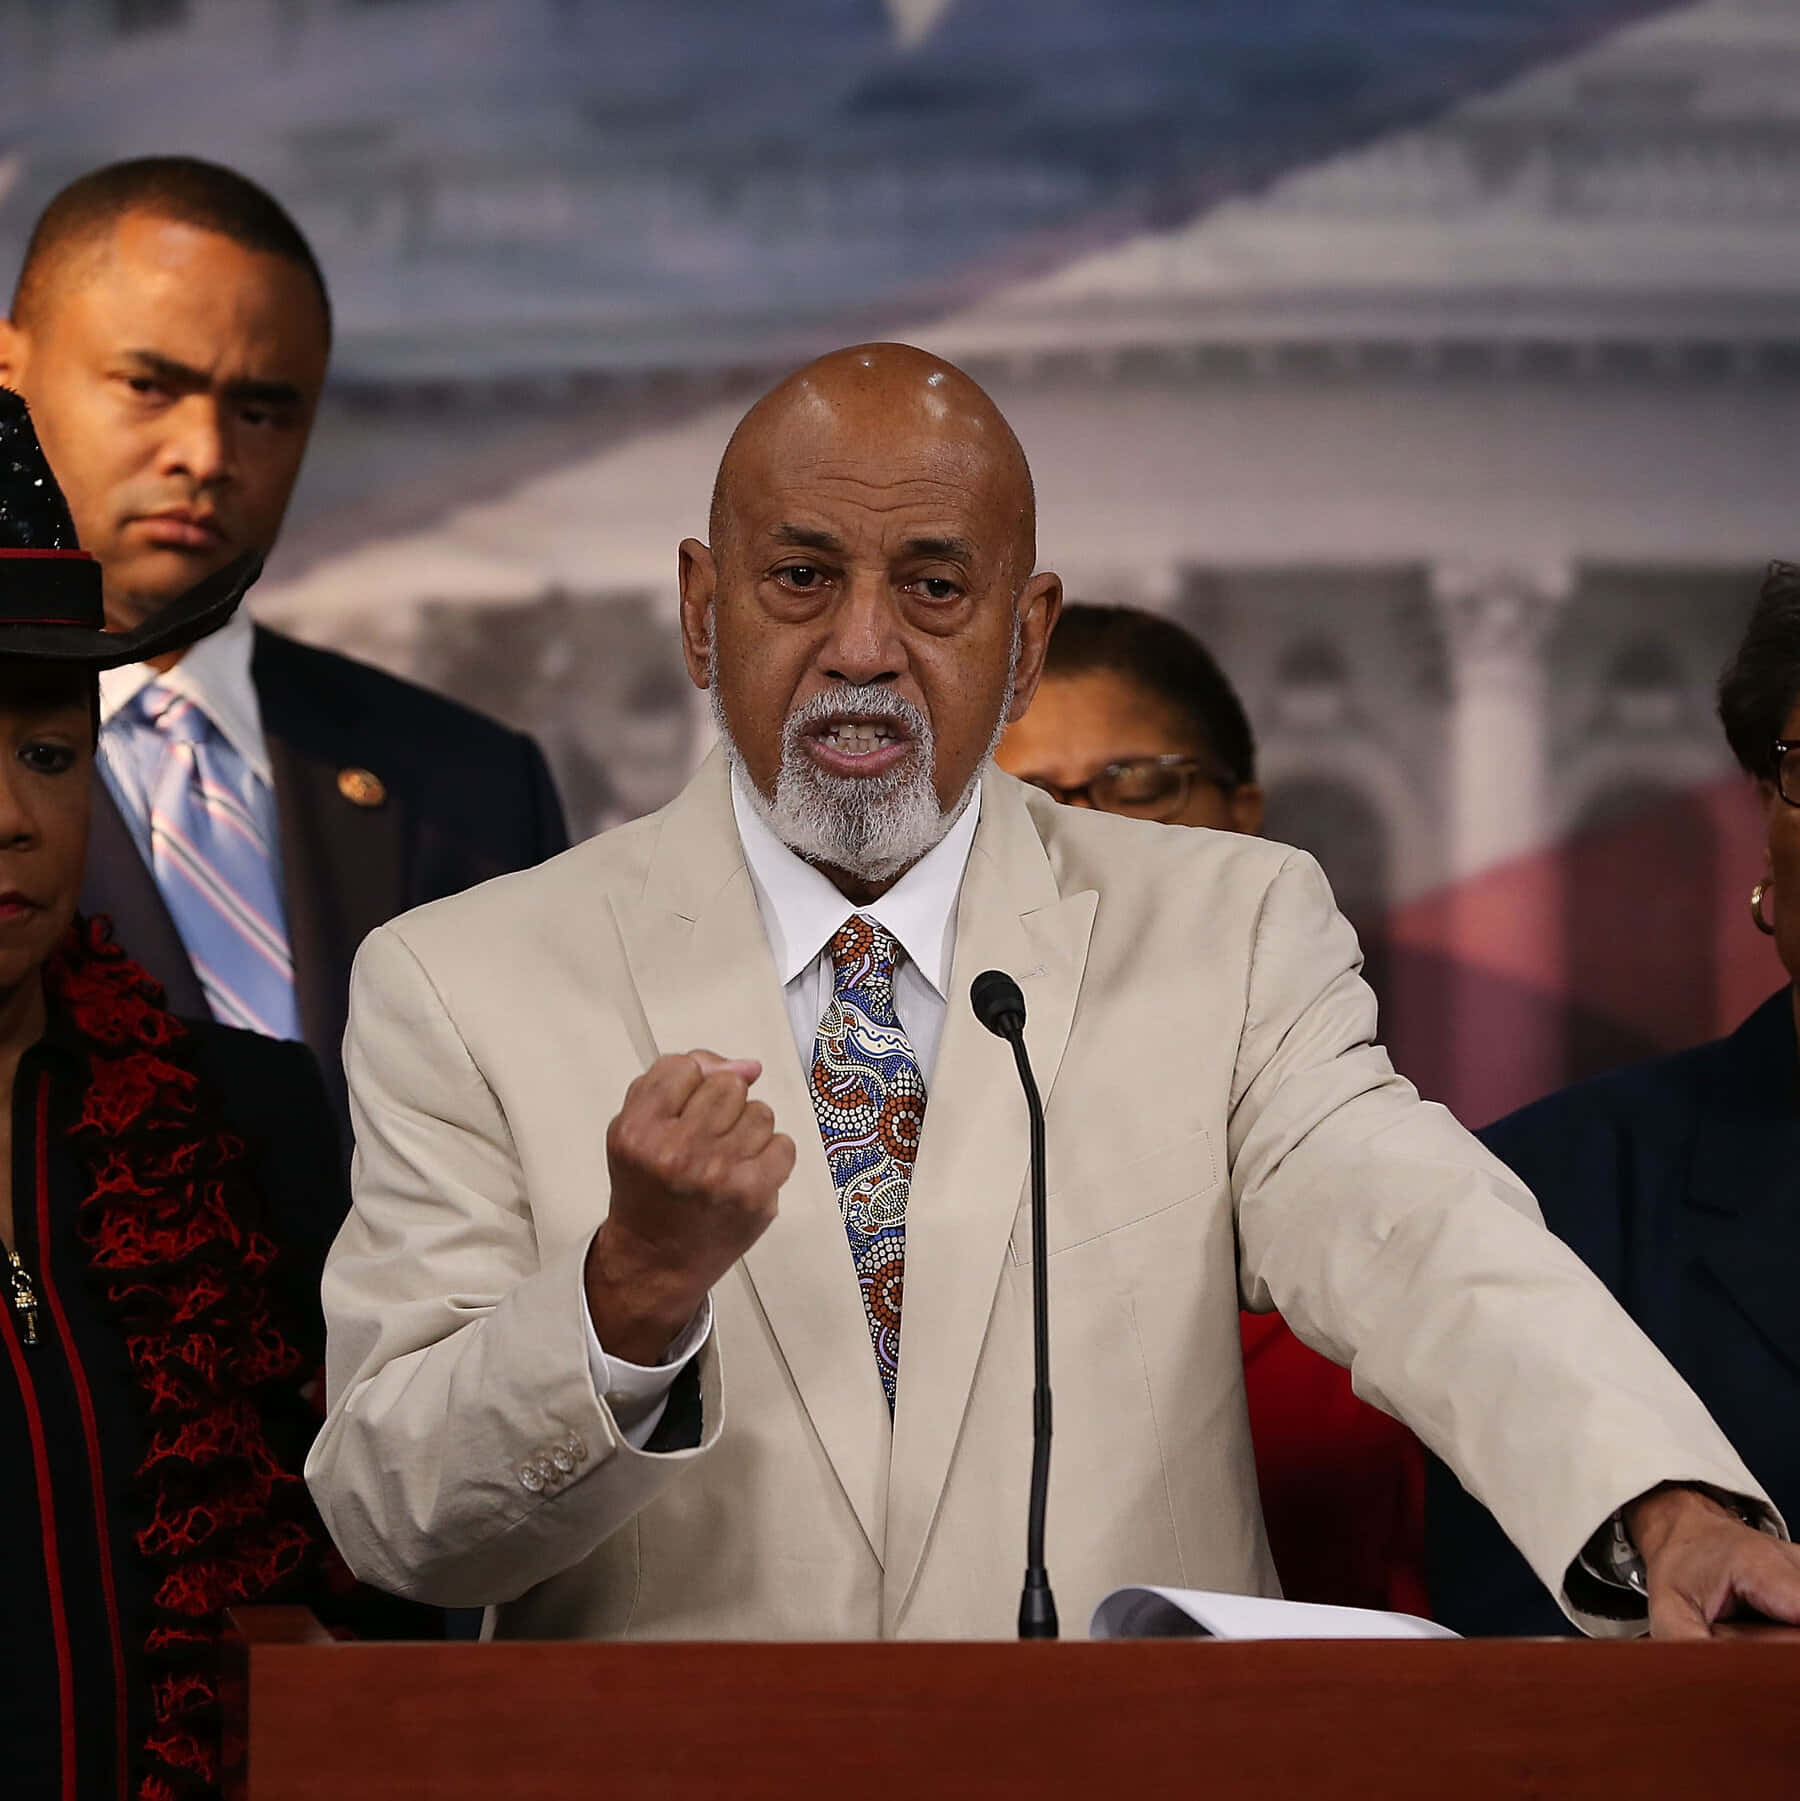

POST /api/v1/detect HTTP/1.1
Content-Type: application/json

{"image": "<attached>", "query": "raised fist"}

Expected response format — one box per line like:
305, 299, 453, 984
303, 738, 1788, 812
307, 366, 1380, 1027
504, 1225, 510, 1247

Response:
585, 1050, 796, 1365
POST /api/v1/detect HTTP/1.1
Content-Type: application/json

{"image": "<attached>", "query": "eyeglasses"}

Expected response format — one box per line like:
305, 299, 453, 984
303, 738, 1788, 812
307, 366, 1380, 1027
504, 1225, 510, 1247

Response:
1021, 754, 1225, 822
1775, 741, 1800, 806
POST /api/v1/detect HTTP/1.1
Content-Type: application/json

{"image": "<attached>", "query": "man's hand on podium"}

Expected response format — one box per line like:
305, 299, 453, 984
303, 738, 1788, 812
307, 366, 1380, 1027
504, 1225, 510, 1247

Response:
1628, 1484, 1800, 1639
586, 1050, 796, 1367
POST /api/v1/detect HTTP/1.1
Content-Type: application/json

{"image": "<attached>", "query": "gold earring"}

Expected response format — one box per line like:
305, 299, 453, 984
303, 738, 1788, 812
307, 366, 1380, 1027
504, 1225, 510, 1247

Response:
1751, 879, 1776, 937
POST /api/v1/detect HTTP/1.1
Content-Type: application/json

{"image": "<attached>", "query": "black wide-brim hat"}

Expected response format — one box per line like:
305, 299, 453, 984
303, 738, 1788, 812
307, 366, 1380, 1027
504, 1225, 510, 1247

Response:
0, 387, 260, 667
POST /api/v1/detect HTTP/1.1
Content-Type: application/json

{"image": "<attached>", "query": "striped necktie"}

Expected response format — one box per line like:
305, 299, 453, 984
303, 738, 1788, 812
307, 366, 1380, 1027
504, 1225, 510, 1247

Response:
137, 683, 301, 1041
808, 916, 926, 1414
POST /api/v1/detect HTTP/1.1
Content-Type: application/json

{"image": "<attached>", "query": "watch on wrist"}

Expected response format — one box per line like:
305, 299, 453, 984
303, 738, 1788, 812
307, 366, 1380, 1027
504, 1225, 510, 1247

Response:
1580, 1509, 1648, 1598
1579, 1487, 1762, 1603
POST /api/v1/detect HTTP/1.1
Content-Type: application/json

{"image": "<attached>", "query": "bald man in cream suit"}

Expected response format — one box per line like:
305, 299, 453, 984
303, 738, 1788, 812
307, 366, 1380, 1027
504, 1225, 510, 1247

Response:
308, 347, 1800, 1643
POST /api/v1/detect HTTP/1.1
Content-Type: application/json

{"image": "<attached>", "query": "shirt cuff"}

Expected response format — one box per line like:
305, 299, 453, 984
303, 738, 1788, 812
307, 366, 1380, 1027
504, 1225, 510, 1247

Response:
583, 1287, 714, 1452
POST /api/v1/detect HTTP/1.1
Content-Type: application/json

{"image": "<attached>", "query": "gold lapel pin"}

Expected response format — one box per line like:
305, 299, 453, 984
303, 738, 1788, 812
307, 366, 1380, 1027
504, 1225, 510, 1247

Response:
337, 767, 387, 809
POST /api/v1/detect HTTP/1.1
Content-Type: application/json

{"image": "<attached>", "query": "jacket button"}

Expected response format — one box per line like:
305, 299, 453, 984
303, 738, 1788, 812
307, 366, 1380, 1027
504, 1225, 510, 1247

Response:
551, 1445, 576, 1474
519, 1462, 546, 1493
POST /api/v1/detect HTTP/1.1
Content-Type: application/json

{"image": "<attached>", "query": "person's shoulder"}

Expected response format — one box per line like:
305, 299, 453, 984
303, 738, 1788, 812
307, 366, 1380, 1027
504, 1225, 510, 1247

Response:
176, 1020, 344, 1192
1488, 991, 1793, 1165
180, 1017, 332, 1111
1018, 774, 1292, 893
251, 625, 532, 755
1488, 1033, 1727, 1147
1477, 1033, 1736, 1212
375, 803, 664, 957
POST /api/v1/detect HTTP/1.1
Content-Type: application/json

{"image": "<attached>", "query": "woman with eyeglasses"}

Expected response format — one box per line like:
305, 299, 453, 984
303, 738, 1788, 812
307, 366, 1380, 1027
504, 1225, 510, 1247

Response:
996, 604, 1266, 836
1427, 561, 1800, 1635
996, 602, 1430, 1618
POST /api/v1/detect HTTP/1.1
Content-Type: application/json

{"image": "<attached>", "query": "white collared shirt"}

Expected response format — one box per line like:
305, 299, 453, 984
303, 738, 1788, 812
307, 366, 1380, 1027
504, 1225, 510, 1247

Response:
97, 607, 272, 789
584, 763, 984, 1446
730, 761, 981, 1081
93, 609, 297, 1023
95, 606, 280, 872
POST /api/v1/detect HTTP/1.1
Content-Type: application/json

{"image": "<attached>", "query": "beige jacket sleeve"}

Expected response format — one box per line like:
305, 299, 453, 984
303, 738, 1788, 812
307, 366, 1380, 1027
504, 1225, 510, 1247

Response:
1228, 849, 1782, 1635
303, 923, 723, 1609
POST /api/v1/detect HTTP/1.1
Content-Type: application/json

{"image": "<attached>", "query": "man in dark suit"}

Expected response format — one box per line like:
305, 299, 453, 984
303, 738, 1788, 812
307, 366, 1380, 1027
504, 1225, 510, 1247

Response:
0, 157, 568, 1135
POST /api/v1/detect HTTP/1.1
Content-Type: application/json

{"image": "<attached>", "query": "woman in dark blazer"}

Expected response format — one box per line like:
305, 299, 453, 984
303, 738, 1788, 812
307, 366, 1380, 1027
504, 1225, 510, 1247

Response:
1429, 561, 1800, 1634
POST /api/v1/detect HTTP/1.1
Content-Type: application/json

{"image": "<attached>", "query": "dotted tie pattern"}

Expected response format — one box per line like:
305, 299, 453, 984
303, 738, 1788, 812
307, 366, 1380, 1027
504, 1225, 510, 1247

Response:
809, 916, 927, 1414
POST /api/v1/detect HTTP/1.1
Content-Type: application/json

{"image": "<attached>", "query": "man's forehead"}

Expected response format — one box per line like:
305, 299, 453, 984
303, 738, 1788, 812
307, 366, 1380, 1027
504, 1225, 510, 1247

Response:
736, 483, 1002, 559
726, 446, 1019, 533
47, 215, 326, 357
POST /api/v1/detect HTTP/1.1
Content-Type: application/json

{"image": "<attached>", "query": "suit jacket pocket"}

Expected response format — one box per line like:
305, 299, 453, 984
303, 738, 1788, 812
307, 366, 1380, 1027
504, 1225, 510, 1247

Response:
1010, 1128, 1218, 1263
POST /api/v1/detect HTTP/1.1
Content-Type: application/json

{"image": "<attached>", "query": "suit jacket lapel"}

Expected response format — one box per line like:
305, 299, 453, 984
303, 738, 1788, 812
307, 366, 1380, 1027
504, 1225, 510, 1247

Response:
257, 630, 407, 1087
616, 751, 893, 1560
79, 779, 210, 1019
1686, 991, 1800, 1376
884, 772, 1096, 1627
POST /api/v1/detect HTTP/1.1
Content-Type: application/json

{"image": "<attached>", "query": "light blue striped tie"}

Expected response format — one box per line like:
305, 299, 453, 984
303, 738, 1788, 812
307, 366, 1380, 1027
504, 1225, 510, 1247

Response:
137, 684, 301, 1041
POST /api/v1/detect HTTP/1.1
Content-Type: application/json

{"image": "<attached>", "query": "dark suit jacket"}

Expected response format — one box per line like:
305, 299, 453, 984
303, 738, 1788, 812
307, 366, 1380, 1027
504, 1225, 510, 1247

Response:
82, 626, 569, 1140
184, 1019, 346, 1377
152, 1015, 433, 1639
1426, 990, 1800, 1634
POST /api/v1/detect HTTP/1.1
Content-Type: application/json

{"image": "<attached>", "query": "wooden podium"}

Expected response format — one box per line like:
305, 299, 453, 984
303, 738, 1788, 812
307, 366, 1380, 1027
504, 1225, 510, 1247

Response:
225, 1609, 1800, 1799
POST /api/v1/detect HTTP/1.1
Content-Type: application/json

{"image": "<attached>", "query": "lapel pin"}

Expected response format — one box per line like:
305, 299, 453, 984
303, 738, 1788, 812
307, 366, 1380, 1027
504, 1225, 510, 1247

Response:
337, 767, 387, 809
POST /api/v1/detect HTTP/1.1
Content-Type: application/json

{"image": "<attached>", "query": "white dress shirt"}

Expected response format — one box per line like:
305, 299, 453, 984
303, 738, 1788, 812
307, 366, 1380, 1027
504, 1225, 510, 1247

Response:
583, 761, 983, 1446
731, 762, 981, 1081
96, 607, 276, 854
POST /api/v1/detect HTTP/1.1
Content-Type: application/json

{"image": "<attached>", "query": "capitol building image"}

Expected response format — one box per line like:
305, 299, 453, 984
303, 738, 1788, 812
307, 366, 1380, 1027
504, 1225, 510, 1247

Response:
4, 0, 1797, 1121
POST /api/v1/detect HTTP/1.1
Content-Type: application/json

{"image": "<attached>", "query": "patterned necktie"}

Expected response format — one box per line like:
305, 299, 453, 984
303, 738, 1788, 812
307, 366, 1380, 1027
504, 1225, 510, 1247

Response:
136, 683, 301, 1041
809, 916, 927, 1414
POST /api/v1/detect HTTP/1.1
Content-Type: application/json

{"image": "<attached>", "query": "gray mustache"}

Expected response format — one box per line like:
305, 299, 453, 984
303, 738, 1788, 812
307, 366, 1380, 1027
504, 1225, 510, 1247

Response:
783, 685, 931, 743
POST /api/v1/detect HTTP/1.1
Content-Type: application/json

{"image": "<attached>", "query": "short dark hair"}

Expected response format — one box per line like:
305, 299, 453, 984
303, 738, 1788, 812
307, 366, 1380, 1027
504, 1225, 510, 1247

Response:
11, 156, 331, 342
1718, 562, 1800, 781
1042, 602, 1257, 786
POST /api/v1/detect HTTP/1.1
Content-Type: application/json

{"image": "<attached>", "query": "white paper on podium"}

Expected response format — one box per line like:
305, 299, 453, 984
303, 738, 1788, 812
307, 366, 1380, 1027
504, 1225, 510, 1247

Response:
1090, 1585, 1460, 1641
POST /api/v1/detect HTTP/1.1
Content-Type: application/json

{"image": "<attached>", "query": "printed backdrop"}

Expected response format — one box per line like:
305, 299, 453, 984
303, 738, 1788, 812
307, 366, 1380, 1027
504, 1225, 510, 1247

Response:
4, 0, 1797, 1124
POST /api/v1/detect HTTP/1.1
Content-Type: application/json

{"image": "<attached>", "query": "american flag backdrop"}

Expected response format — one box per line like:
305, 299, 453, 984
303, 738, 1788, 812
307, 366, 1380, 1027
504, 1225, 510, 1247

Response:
3, 0, 1796, 1124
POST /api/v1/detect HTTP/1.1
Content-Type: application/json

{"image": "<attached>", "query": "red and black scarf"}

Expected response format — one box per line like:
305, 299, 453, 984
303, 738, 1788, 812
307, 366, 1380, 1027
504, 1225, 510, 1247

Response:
47, 917, 314, 1801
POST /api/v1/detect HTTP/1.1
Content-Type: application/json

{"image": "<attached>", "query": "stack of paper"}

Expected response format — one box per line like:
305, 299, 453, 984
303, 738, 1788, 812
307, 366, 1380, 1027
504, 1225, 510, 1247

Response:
1091, 1586, 1459, 1640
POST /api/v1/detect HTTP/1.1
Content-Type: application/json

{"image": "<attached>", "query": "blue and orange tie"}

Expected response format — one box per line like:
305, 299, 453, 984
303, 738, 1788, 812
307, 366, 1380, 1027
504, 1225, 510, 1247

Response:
809, 916, 926, 1414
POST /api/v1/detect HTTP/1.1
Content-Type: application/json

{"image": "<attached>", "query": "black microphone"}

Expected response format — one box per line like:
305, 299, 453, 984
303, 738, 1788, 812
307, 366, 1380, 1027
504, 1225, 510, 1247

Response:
971, 969, 1058, 1640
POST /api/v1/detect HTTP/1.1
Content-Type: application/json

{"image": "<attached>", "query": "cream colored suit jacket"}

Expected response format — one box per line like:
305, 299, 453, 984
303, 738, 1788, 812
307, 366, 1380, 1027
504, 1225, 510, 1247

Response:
307, 751, 1773, 1639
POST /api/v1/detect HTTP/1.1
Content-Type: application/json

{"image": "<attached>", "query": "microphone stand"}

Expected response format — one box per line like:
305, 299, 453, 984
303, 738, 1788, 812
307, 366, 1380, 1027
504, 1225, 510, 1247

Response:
971, 970, 1058, 1640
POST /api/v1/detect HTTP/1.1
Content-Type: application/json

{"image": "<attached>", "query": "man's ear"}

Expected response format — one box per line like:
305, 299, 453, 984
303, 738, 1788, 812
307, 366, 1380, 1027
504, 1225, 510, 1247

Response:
677, 537, 718, 690
1005, 570, 1063, 725
0, 318, 29, 392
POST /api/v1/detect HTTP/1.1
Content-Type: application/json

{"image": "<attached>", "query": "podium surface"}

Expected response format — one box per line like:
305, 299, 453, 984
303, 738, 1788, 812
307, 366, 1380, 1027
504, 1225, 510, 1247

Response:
228, 1612, 1800, 1799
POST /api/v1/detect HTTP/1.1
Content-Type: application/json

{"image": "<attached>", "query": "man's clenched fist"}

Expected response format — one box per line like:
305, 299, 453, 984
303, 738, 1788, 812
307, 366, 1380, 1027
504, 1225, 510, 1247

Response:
585, 1050, 797, 1365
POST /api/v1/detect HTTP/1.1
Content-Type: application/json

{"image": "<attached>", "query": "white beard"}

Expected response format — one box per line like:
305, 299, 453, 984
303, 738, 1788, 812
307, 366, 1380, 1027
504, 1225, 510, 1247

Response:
708, 626, 1017, 885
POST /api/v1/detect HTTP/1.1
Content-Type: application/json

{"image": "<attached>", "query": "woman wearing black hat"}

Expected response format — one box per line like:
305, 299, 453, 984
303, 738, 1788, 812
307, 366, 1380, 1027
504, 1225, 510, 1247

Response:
0, 389, 348, 1801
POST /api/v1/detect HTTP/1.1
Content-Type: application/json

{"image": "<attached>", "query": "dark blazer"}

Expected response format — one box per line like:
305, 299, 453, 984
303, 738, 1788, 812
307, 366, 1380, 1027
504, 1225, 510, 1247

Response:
181, 1018, 434, 1640
185, 1018, 347, 1375
81, 626, 569, 1138
1426, 990, 1800, 1634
